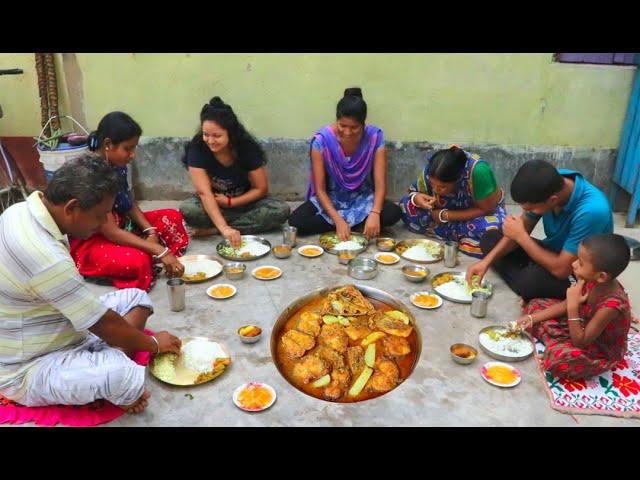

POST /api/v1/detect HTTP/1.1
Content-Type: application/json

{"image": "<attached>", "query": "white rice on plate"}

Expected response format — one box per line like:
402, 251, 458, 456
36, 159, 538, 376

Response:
402, 244, 438, 262
434, 280, 472, 302
182, 339, 228, 373
236, 242, 270, 257
333, 240, 364, 251
479, 330, 533, 358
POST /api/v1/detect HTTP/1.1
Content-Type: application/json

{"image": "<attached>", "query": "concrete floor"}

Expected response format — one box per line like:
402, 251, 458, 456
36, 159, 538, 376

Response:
52, 202, 640, 426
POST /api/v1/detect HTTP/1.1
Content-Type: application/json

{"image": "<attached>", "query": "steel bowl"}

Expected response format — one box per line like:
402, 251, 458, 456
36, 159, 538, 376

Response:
337, 248, 360, 265
272, 244, 292, 259
348, 257, 378, 280
238, 325, 262, 344
450, 343, 478, 365
376, 237, 396, 252
401, 264, 430, 283
223, 262, 246, 280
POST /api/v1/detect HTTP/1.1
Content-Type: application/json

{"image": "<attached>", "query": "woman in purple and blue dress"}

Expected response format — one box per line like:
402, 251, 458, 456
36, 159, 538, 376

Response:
288, 87, 401, 240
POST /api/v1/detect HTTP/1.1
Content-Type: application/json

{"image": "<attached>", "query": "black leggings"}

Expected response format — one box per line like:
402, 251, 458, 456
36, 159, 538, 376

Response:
480, 230, 571, 301
289, 200, 402, 236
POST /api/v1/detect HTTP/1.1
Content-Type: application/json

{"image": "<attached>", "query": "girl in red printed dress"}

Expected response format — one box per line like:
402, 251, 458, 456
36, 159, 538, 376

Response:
513, 233, 632, 380
70, 112, 189, 291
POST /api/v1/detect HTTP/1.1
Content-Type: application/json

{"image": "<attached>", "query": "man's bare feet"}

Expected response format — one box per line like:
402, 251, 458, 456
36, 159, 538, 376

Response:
123, 389, 151, 414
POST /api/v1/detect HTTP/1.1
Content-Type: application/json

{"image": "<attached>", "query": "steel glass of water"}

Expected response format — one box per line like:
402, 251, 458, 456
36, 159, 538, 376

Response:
167, 278, 186, 312
470, 291, 489, 318
444, 241, 458, 268
282, 226, 297, 247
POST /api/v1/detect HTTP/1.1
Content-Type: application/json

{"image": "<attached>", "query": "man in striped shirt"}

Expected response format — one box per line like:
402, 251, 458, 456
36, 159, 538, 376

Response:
0, 155, 181, 413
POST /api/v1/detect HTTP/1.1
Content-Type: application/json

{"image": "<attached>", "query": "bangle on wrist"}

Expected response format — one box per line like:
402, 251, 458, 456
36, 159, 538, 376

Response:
153, 247, 170, 260
143, 227, 157, 234
150, 335, 160, 355
370, 209, 381, 215
567, 317, 583, 322
438, 209, 449, 223
527, 314, 534, 329
227, 195, 232, 208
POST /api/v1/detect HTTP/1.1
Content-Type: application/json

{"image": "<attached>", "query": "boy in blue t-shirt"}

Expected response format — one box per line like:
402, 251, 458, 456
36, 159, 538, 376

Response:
467, 159, 613, 301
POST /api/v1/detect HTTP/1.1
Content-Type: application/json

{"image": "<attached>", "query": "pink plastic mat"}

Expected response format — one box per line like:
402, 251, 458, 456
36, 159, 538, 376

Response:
0, 330, 153, 427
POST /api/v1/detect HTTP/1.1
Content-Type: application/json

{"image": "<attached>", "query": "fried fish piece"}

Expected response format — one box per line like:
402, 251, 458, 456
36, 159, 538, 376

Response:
281, 329, 316, 359
381, 335, 411, 357
318, 323, 349, 354
291, 355, 329, 385
313, 345, 346, 370
370, 312, 413, 337
297, 311, 322, 337
344, 316, 373, 341
323, 367, 351, 401
346, 345, 366, 377
183, 271, 207, 281
321, 285, 376, 317
367, 357, 400, 393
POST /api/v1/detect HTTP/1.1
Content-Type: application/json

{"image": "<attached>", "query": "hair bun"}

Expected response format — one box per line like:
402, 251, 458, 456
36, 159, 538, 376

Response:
208, 96, 226, 108
343, 87, 363, 99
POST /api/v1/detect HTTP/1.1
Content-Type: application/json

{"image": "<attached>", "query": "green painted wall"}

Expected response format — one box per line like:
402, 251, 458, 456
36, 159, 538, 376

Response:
1, 53, 635, 148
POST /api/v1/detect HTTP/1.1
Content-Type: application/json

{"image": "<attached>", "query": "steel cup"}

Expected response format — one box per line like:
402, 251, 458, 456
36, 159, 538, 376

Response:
444, 241, 458, 268
470, 291, 489, 318
282, 226, 298, 247
167, 278, 186, 312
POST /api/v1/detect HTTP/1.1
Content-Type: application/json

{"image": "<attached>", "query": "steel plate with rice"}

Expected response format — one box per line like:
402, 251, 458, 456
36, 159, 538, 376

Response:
478, 325, 534, 362
216, 235, 272, 261
395, 239, 443, 264
319, 232, 369, 255
179, 255, 223, 282
430, 271, 493, 304
149, 337, 231, 386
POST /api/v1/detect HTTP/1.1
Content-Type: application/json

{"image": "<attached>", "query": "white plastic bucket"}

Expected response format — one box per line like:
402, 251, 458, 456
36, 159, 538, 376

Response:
36, 115, 90, 179
39, 144, 89, 175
